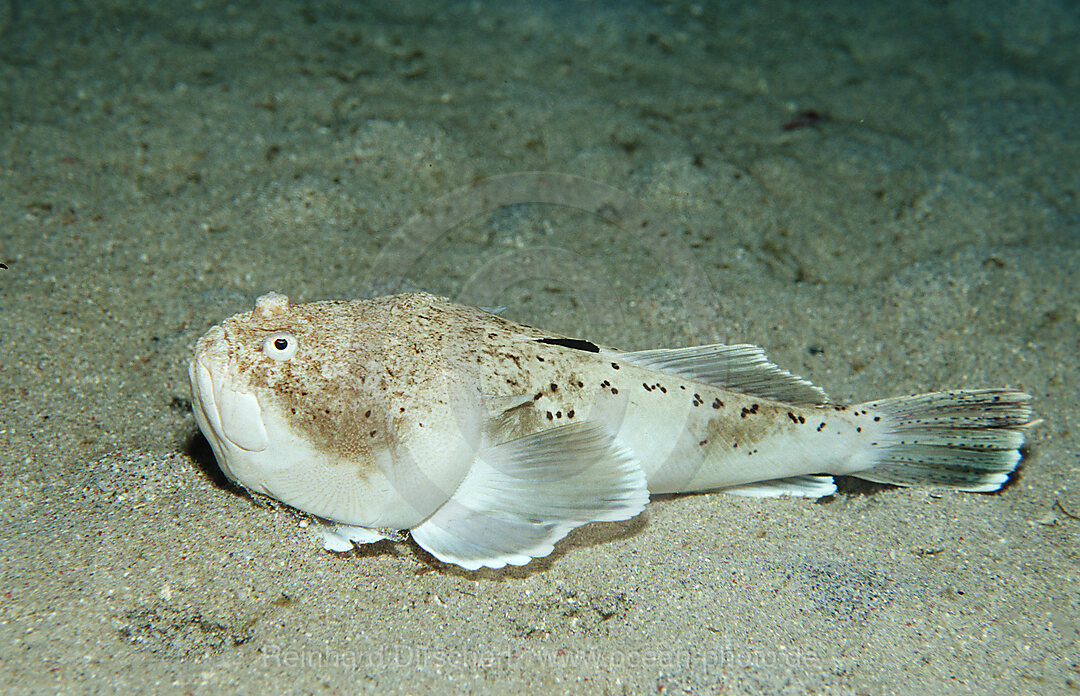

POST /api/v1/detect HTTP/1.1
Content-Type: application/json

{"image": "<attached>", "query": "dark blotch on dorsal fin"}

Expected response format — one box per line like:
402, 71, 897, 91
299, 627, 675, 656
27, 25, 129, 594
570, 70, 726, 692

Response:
537, 337, 600, 353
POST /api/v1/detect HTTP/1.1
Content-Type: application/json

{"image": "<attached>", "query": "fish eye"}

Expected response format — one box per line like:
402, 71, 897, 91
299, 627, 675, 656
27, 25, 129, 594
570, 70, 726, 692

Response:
262, 332, 298, 361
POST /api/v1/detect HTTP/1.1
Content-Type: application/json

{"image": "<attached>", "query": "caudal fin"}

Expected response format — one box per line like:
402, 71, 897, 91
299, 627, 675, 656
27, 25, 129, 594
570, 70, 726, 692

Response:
855, 389, 1036, 492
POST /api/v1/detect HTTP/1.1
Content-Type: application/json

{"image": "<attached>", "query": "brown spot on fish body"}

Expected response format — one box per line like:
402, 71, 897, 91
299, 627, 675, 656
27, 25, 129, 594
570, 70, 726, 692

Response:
740, 406, 750, 418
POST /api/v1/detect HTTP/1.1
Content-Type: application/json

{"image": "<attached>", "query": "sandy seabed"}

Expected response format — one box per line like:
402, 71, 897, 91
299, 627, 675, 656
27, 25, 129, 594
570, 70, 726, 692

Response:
1, 1, 1078, 694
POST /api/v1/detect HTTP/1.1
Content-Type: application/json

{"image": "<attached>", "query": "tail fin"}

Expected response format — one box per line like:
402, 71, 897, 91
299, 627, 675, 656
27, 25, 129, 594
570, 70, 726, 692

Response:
856, 389, 1036, 492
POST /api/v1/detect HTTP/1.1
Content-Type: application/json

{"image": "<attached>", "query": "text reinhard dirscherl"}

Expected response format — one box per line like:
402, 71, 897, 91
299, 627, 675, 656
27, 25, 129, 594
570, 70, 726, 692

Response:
256, 643, 822, 674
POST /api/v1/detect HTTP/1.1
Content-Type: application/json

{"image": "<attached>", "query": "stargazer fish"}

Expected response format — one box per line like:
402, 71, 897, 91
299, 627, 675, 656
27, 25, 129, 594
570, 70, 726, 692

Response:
188, 291, 1035, 570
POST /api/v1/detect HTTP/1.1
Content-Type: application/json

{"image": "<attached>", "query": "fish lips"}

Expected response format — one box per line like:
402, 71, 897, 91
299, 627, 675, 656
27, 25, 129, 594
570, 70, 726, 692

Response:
188, 328, 271, 485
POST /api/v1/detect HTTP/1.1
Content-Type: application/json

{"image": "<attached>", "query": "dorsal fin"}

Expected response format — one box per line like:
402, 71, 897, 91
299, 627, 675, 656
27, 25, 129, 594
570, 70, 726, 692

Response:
615, 344, 829, 405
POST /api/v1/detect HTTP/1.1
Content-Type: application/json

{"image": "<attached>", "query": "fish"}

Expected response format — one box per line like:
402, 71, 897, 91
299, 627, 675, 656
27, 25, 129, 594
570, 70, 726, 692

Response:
188, 291, 1036, 570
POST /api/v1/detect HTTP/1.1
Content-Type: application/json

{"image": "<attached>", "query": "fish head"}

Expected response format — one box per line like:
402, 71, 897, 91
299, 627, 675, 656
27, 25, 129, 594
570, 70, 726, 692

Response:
188, 291, 465, 529
189, 291, 307, 480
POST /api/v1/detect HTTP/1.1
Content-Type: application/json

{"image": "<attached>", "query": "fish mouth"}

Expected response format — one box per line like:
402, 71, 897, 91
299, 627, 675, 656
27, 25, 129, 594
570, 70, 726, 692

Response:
189, 326, 270, 459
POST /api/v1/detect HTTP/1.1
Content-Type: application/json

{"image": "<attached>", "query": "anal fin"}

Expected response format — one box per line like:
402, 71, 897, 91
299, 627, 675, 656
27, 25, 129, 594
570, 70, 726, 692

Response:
723, 474, 837, 498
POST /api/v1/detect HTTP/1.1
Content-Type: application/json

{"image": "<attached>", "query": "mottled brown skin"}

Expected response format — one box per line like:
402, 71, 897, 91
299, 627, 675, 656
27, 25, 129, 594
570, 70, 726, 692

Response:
218, 297, 385, 476
213, 293, 615, 474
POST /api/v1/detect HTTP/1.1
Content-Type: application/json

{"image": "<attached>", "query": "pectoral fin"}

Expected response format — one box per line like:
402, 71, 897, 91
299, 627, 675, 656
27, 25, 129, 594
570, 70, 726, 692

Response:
410, 422, 648, 570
